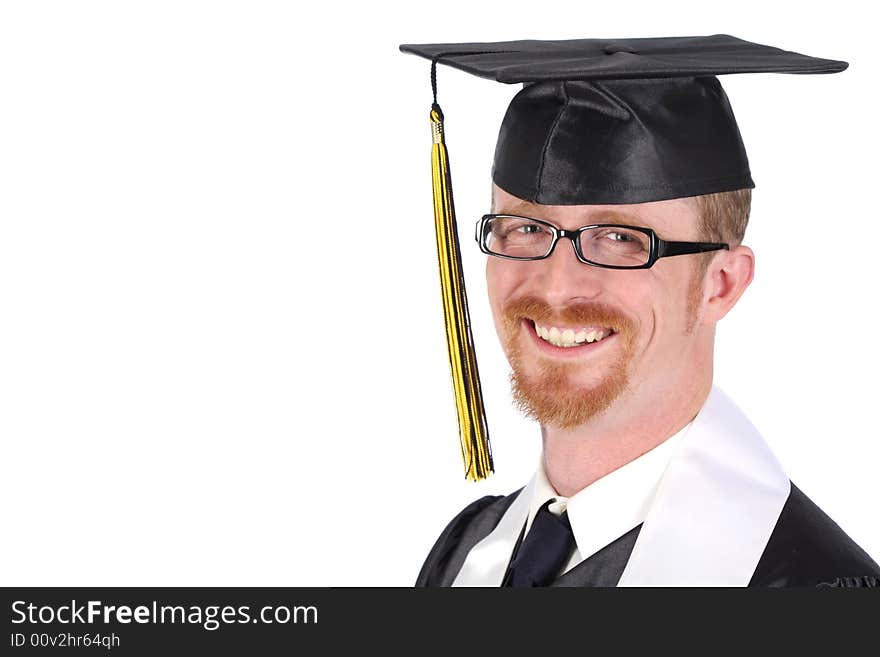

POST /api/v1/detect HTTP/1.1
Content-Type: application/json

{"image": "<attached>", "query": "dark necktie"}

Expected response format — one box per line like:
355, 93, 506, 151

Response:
504, 499, 576, 587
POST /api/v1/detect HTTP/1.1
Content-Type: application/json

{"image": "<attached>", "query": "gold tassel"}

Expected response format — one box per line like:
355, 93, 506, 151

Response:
430, 103, 493, 481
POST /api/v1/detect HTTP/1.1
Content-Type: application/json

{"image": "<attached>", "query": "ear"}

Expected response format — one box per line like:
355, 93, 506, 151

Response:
703, 245, 754, 323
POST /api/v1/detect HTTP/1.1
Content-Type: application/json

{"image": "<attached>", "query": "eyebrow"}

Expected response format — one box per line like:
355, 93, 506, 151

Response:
497, 202, 646, 227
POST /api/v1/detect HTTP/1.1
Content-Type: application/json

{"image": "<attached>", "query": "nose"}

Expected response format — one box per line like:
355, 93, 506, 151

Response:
536, 234, 604, 305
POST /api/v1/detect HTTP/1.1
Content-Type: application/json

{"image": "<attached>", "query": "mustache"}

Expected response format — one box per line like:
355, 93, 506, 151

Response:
501, 296, 636, 335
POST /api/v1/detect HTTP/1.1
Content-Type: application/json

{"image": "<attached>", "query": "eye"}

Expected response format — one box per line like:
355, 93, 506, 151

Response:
490, 218, 549, 239
582, 227, 649, 255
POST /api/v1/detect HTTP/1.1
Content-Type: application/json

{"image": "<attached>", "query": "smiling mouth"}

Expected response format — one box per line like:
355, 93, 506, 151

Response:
530, 320, 616, 348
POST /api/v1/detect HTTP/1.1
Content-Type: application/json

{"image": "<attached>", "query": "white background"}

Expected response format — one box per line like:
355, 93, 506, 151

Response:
1, 1, 877, 586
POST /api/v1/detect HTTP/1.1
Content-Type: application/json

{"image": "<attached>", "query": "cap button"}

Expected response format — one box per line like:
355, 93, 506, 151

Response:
603, 43, 638, 55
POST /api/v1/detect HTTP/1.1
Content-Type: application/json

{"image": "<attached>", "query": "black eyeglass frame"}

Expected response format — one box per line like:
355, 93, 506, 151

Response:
475, 214, 730, 270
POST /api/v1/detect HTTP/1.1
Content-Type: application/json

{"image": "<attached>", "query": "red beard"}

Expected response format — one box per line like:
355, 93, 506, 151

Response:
501, 296, 639, 429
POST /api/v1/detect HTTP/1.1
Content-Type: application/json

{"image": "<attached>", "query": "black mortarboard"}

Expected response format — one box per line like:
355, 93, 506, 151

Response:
399, 35, 848, 479
401, 35, 848, 204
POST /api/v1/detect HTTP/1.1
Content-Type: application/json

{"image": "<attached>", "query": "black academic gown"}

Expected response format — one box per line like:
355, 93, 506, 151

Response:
416, 482, 880, 588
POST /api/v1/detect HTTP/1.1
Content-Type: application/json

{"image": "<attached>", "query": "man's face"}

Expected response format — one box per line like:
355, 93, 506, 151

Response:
487, 185, 710, 429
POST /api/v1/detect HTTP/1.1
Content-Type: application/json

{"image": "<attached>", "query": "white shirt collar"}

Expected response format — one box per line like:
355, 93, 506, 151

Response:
526, 422, 690, 566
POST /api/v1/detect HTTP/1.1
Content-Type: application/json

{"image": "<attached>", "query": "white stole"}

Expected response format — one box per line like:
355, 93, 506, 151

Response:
453, 387, 790, 587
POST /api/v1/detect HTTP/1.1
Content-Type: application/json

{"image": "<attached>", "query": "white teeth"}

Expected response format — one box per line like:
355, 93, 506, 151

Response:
533, 321, 613, 348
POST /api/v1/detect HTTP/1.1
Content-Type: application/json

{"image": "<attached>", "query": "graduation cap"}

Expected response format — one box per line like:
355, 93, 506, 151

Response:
399, 35, 848, 480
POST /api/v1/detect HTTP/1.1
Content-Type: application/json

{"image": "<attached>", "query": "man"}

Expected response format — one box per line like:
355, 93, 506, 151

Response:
401, 36, 880, 587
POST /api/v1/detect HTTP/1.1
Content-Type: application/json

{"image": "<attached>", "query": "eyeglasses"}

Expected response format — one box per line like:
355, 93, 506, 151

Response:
475, 214, 729, 270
